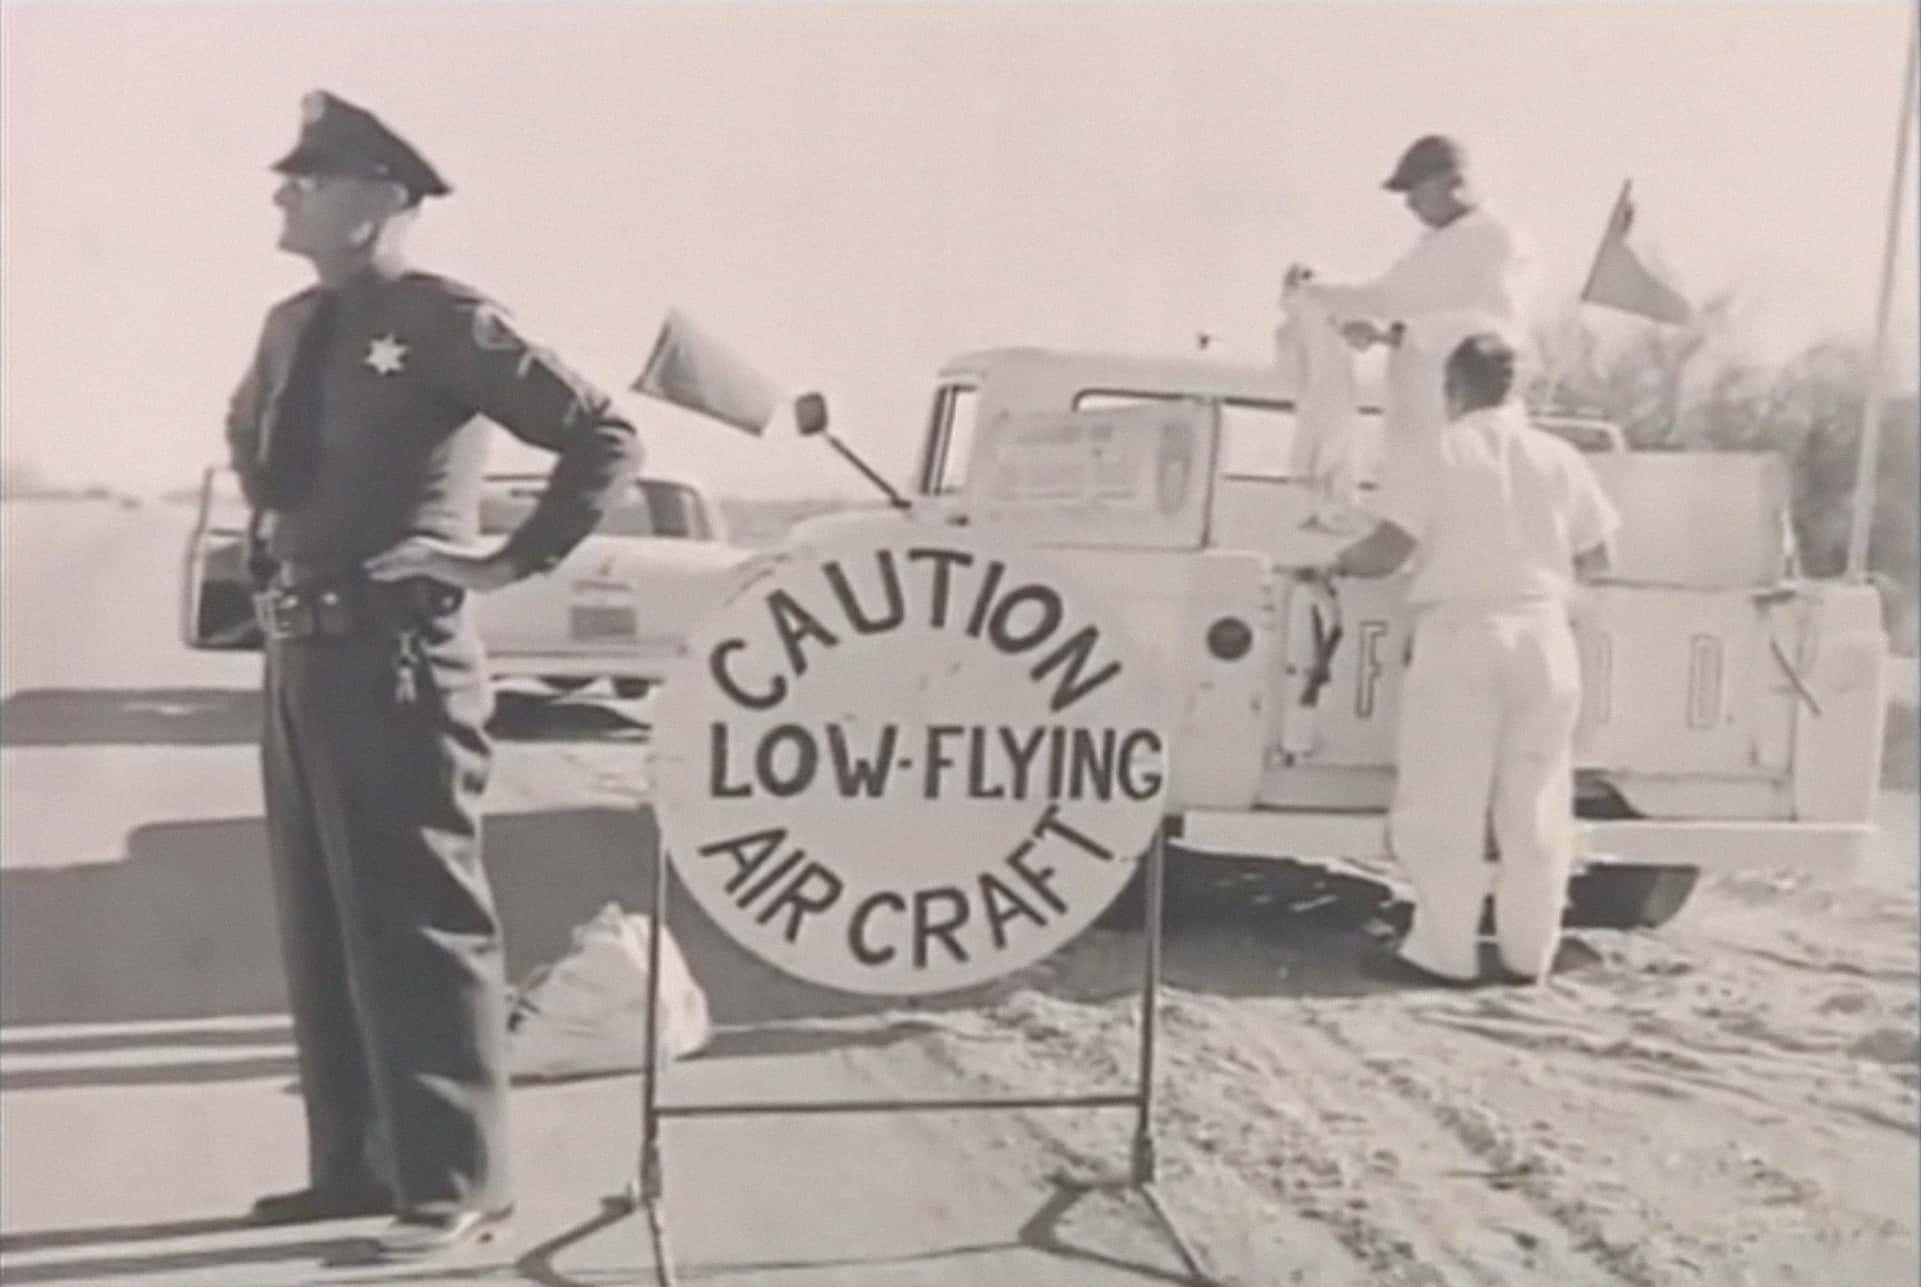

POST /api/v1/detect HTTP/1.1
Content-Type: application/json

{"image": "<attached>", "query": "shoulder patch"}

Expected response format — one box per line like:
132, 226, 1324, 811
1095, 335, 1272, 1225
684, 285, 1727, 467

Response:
391, 272, 514, 350
468, 300, 522, 352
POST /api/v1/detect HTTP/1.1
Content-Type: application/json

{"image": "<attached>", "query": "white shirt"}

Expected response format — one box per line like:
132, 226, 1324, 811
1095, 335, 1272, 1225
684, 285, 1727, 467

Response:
1314, 207, 1538, 447
1315, 205, 1537, 326
1372, 403, 1621, 608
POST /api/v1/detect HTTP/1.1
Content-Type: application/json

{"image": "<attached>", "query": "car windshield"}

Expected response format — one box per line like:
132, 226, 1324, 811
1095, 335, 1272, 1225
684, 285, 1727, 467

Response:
478, 478, 711, 539
204, 469, 250, 529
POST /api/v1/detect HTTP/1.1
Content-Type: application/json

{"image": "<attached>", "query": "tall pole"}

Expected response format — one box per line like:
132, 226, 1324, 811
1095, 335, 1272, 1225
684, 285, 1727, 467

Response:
1847, 0, 1919, 579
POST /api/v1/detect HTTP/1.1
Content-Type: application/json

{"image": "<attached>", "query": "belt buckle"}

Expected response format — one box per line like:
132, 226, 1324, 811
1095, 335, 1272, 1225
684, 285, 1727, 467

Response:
255, 589, 315, 640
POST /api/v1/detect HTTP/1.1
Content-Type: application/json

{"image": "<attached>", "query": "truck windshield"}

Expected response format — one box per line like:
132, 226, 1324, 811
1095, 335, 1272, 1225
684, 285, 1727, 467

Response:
478, 479, 712, 539
1072, 391, 1386, 482
202, 468, 250, 532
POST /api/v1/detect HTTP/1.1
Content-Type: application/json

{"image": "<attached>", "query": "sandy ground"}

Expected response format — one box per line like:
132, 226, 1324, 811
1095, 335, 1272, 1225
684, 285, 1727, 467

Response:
1, 501, 1915, 1286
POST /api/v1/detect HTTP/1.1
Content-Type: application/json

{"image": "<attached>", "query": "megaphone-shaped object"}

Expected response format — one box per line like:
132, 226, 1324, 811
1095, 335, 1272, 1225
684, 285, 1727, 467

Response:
630, 309, 781, 435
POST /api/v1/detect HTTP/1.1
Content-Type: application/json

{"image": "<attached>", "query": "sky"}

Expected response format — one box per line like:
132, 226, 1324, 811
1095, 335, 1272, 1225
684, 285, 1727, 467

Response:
3, 0, 1917, 499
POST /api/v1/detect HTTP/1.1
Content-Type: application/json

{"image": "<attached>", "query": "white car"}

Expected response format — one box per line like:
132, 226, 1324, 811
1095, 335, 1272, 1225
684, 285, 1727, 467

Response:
472, 472, 752, 700
182, 466, 752, 701
179, 465, 262, 651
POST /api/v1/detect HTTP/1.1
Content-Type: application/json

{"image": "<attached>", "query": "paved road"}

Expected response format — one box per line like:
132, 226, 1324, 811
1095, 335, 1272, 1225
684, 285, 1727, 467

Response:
0, 503, 1206, 1286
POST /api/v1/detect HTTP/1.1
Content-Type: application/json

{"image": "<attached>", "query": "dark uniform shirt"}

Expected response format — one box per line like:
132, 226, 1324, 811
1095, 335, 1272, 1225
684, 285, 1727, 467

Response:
227, 267, 640, 577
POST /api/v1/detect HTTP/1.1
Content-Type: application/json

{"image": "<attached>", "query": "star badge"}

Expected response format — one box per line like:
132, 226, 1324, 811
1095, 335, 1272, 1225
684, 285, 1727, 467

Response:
365, 334, 408, 376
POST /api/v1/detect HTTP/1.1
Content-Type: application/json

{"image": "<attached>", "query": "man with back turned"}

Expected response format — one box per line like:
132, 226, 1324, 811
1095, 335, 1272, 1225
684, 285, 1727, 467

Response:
227, 90, 641, 1259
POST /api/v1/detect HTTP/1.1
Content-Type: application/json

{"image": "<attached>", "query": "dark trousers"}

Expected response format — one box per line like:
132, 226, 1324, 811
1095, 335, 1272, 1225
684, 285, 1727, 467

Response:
261, 604, 512, 1214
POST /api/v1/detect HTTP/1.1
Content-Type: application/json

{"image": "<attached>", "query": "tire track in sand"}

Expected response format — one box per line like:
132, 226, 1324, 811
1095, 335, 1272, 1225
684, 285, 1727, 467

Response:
1300, 1003, 1683, 1286
923, 984, 1642, 1287
1228, 997, 1645, 1287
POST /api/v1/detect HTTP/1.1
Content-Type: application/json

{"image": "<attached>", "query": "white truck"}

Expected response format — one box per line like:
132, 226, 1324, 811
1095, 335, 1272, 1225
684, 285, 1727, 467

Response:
796, 345, 1890, 929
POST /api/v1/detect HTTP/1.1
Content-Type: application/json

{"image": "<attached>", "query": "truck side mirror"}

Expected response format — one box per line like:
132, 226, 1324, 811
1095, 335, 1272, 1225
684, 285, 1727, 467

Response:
794, 392, 829, 438
791, 390, 909, 511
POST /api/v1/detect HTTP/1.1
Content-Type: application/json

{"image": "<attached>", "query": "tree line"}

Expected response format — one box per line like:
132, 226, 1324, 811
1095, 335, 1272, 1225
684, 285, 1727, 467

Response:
1530, 297, 1919, 654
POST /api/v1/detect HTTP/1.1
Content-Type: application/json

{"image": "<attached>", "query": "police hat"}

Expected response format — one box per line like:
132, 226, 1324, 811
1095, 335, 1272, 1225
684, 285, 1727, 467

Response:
272, 91, 450, 199
1383, 134, 1467, 192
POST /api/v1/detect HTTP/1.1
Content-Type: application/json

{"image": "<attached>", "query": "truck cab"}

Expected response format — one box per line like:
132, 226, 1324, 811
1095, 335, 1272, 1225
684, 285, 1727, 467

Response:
881, 345, 1890, 927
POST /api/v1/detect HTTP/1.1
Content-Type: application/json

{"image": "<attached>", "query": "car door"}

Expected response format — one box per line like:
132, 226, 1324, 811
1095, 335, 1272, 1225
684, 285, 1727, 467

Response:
179, 465, 261, 650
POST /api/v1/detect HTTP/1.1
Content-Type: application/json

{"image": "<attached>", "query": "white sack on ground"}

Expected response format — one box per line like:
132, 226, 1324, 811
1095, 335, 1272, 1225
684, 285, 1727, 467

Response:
1276, 283, 1367, 533
508, 902, 713, 1081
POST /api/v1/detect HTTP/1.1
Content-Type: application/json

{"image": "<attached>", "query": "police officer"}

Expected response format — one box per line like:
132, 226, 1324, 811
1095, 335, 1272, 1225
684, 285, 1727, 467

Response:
229, 91, 642, 1258
1313, 331, 1618, 986
1287, 135, 1538, 447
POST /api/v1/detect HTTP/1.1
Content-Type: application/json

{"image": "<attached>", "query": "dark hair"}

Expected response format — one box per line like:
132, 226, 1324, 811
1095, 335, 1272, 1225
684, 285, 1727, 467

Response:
1445, 333, 1518, 411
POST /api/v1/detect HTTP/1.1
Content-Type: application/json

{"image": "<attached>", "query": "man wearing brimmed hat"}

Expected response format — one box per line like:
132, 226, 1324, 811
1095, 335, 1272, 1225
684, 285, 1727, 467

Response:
1311, 330, 1618, 987
227, 90, 641, 1259
1286, 134, 1537, 447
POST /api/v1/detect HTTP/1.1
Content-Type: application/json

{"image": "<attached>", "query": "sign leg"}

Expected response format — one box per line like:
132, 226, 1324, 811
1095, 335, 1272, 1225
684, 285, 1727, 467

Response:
1131, 820, 1216, 1284
639, 840, 676, 1285
1131, 821, 1166, 1186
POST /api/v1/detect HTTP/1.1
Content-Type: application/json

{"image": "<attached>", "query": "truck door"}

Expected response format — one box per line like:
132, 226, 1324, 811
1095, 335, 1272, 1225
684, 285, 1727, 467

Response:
947, 401, 1271, 808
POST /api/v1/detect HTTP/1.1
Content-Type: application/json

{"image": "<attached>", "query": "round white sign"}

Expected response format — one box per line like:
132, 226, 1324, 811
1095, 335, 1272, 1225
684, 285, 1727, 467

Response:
651, 523, 1170, 996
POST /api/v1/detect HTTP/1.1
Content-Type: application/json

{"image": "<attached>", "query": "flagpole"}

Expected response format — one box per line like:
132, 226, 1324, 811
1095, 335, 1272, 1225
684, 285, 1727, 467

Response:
1846, 0, 1919, 580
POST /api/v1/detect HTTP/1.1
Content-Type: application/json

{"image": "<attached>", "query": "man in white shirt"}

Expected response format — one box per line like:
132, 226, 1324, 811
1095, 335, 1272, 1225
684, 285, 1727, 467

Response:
1315, 331, 1620, 985
1288, 135, 1538, 447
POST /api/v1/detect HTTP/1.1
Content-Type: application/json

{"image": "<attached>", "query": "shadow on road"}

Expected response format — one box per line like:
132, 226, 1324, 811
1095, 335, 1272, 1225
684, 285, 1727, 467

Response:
0, 1024, 294, 1058
1040, 852, 1604, 1003
0, 1180, 1205, 1285
671, 1175, 1203, 1285
0, 1216, 259, 1256
0, 1055, 298, 1093
0, 805, 1012, 1038
0, 1233, 378, 1284
0, 798, 1442, 1042
0, 687, 651, 748
0, 688, 261, 747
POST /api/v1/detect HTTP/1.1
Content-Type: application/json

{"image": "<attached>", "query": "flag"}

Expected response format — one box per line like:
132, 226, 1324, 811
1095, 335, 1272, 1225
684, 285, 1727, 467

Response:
631, 309, 780, 435
1580, 182, 1693, 325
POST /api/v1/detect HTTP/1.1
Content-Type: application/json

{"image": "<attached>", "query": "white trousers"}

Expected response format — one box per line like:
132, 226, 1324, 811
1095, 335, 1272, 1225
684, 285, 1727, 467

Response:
1391, 602, 1582, 981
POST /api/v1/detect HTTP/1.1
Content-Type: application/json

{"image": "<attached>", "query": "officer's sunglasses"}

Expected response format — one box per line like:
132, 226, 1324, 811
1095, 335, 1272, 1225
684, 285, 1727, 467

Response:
286, 172, 361, 195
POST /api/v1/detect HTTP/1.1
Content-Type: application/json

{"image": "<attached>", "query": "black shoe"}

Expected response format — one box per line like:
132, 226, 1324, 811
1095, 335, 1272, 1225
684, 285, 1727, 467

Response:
249, 1183, 392, 1226
374, 1204, 514, 1259
1360, 942, 1483, 989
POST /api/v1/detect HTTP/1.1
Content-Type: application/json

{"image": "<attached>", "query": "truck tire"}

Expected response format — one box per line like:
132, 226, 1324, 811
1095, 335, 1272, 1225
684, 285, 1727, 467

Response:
539, 676, 596, 696
1564, 865, 1701, 930
612, 678, 653, 700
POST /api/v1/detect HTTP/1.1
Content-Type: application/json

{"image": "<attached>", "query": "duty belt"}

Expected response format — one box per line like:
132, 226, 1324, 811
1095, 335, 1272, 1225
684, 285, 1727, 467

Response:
254, 572, 464, 642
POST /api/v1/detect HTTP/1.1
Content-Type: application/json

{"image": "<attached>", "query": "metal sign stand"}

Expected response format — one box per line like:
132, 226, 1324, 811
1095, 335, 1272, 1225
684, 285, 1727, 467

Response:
615, 817, 1213, 1286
